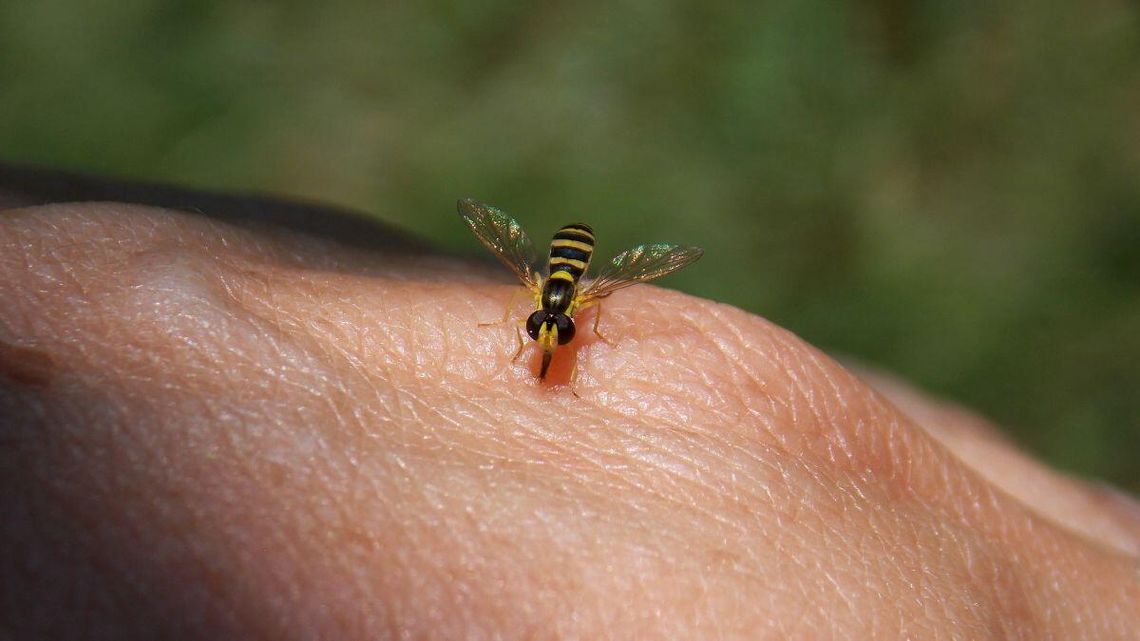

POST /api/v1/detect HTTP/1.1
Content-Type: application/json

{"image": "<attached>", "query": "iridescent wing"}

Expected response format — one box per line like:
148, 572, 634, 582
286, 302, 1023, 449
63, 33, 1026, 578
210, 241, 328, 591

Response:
457, 198, 540, 288
578, 243, 703, 302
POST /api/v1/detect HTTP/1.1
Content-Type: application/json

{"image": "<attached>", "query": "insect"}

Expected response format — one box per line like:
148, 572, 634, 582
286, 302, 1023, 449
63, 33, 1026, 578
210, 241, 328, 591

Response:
458, 198, 704, 380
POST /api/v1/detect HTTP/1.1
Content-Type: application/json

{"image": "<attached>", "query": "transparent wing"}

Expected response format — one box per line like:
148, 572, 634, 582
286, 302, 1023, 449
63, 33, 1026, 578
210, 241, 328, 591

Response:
457, 198, 539, 288
579, 243, 704, 301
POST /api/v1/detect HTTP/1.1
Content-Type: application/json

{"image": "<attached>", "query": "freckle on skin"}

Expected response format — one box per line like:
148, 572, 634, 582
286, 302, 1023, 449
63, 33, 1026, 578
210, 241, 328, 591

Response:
0, 341, 56, 387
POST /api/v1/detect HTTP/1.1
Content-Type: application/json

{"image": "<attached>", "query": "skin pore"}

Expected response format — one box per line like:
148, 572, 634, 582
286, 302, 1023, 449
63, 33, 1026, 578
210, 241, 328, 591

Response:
1, 177, 1138, 639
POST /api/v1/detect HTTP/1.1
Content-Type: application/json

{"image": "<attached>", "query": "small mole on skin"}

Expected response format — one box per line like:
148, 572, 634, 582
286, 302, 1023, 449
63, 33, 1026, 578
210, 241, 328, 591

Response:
0, 341, 57, 387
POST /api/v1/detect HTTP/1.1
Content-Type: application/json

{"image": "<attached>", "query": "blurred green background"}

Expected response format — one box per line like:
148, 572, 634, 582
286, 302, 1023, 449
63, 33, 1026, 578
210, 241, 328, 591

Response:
1, 1, 1137, 490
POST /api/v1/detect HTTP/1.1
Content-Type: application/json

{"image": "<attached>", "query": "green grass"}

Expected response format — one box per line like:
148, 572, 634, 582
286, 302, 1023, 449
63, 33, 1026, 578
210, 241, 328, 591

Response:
2, 1, 1137, 490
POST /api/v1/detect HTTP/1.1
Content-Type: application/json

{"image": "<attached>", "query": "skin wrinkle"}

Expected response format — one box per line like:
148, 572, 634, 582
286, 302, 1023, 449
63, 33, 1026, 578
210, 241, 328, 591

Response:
599, 430, 749, 530
491, 402, 710, 534
652, 310, 962, 583
701, 310, 782, 419
807, 471, 996, 633
215, 272, 412, 443
801, 347, 859, 464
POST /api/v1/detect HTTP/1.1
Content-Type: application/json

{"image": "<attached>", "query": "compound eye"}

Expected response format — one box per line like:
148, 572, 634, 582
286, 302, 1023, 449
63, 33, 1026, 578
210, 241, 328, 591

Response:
554, 314, 576, 345
525, 311, 547, 341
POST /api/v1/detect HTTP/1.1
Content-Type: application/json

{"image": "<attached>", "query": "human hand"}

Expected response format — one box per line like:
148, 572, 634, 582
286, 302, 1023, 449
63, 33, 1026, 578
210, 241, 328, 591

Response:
2, 171, 1137, 639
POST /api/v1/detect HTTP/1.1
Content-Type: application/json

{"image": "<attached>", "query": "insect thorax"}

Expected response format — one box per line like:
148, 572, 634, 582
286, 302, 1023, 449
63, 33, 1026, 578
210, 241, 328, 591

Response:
541, 272, 577, 314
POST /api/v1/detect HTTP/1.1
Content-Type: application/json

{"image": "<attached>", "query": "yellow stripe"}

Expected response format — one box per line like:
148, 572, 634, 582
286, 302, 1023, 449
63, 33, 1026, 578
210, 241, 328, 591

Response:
548, 270, 576, 282
550, 257, 588, 270
551, 239, 593, 252
557, 226, 595, 241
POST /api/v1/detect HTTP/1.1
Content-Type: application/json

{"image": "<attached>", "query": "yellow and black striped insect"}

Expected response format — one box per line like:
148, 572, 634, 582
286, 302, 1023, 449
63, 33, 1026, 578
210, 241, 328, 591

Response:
458, 198, 704, 379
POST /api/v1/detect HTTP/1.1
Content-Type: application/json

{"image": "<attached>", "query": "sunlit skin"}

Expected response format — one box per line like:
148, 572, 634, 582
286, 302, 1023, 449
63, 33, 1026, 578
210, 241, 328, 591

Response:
2, 193, 1139, 639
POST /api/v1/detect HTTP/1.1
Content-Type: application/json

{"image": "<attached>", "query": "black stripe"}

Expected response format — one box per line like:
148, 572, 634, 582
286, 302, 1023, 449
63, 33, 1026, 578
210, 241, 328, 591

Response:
561, 223, 594, 234
553, 229, 595, 244
550, 245, 591, 262
550, 264, 584, 279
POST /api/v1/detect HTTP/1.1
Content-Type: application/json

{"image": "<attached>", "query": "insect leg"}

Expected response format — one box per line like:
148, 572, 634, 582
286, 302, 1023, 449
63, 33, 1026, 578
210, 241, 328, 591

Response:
485, 321, 530, 379
511, 324, 529, 363
588, 302, 614, 346
568, 352, 582, 398
479, 287, 524, 327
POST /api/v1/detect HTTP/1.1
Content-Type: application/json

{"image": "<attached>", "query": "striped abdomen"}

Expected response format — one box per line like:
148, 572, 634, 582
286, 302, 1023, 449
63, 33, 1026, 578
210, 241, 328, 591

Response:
541, 223, 595, 314
548, 223, 595, 280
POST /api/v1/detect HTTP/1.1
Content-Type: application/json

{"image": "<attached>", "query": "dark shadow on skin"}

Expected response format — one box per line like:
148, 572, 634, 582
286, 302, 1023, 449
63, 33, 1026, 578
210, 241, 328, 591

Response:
0, 161, 430, 255
0, 163, 447, 639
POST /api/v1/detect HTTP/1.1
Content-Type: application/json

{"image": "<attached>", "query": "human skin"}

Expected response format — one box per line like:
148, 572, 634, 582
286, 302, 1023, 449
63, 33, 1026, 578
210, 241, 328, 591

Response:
1, 169, 1138, 639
